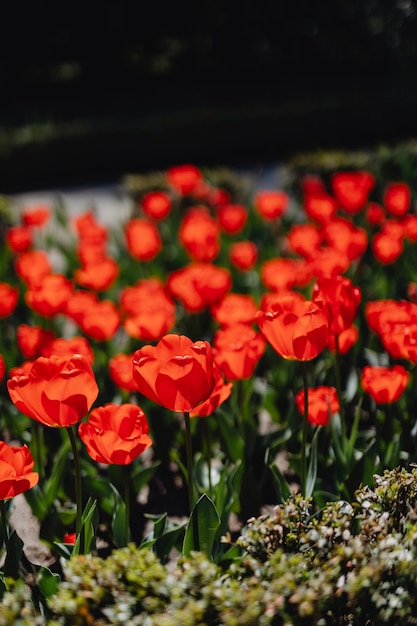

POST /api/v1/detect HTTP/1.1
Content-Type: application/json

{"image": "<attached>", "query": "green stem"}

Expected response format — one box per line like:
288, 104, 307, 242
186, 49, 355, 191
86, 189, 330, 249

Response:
184, 410, 200, 551
184, 411, 195, 512
301, 363, 309, 497
32, 422, 45, 482
66, 426, 83, 547
202, 419, 213, 498
334, 334, 346, 435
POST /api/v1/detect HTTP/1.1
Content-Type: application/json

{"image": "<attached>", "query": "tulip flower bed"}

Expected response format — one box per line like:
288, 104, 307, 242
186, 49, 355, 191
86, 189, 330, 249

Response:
1, 157, 417, 622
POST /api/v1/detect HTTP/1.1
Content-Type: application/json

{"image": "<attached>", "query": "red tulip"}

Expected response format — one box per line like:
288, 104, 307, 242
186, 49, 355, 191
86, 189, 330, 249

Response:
255, 190, 288, 221
304, 192, 337, 224
331, 171, 374, 214
256, 295, 328, 361
6, 225, 33, 252
286, 223, 323, 258
15, 250, 51, 287
17, 324, 55, 359
79, 403, 152, 465
43, 337, 95, 365
0, 442, 39, 500
0, 354, 5, 384
213, 324, 266, 380
211, 293, 258, 327
167, 263, 231, 313
22, 204, 50, 227
76, 299, 121, 341
109, 353, 137, 392
361, 365, 409, 404
295, 386, 340, 426
73, 211, 108, 244
120, 278, 176, 341
74, 257, 119, 291
327, 325, 359, 354
384, 182, 410, 217
229, 241, 258, 271
8, 355, 99, 428
25, 274, 74, 317
312, 275, 361, 335
217, 204, 248, 234
372, 231, 403, 264
141, 191, 172, 221
125, 218, 162, 261
166, 164, 203, 196
0, 283, 19, 318
179, 207, 220, 262
132, 334, 215, 412
190, 363, 233, 418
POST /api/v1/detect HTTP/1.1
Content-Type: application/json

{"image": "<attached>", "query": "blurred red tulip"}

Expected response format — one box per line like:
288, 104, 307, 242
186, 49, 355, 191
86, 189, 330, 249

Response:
25, 274, 74, 317
213, 324, 265, 380
6, 225, 33, 252
15, 250, 52, 287
331, 171, 374, 214
255, 190, 288, 221
295, 386, 340, 426
167, 263, 231, 313
125, 218, 162, 261
384, 182, 410, 217
313, 275, 361, 335
229, 241, 258, 271
211, 293, 258, 327
179, 207, 220, 262
217, 204, 248, 234
22, 205, 50, 227
17, 324, 55, 359
79, 403, 152, 465
74, 257, 119, 291
0, 283, 19, 318
256, 295, 328, 361
141, 190, 172, 220
166, 164, 203, 195
361, 365, 409, 404
109, 353, 137, 392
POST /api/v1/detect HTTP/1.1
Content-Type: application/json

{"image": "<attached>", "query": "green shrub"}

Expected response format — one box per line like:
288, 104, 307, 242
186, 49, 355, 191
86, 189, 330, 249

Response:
29, 466, 417, 624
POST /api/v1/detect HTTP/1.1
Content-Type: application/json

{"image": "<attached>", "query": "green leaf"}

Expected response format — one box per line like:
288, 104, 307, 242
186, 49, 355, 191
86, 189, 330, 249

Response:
23, 485, 49, 522
306, 426, 321, 499
110, 484, 130, 548
131, 462, 161, 494
182, 494, 220, 557
140, 513, 186, 562
53, 542, 73, 560
268, 458, 291, 503
217, 409, 245, 462
4, 531, 23, 580
43, 439, 71, 510
73, 498, 98, 556
38, 566, 61, 598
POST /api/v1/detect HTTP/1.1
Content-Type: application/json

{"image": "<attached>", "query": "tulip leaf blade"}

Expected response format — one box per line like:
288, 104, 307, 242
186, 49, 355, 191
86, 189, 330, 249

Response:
73, 498, 98, 556
267, 450, 291, 503
183, 493, 220, 557
306, 426, 321, 499
110, 484, 130, 548
4, 530, 23, 580
38, 566, 61, 598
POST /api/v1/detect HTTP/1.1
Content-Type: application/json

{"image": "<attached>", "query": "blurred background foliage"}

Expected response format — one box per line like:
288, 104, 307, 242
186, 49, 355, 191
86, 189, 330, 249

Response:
2, 1, 417, 190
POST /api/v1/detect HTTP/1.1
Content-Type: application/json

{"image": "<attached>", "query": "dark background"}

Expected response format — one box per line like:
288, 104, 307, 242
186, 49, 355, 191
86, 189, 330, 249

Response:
2, 1, 417, 192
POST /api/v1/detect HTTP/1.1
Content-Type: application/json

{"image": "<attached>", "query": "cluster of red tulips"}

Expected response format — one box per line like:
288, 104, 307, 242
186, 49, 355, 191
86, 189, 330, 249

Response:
0, 162, 416, 558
